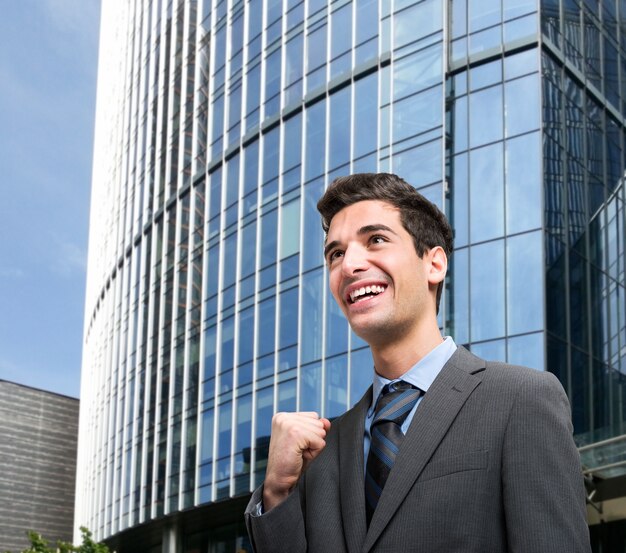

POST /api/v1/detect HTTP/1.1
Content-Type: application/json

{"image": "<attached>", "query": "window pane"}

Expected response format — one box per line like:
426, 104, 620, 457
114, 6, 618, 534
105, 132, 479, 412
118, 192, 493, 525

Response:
470, 240, 505, 341
325, 355, 348, 418
394, 45, 442, 100
469, 85, 503, 147
300, 361, 322, 412
280, 199, 301, 259
470, 339, 506, 361
279, 287, 299, 349
283, 115, 302, 172
508, 332, 544, 370
505, 74, 540, 137
302, 179, 325, 271
329, 87, 351, 170
392, 140, 442, 188
300, 268, 324, 363
507, 231, 543, 334
305, 101, 326, 180
349, 347, 372, 405
394, 0, 442, 48
393, 86, 443, 143
469, 0, 501, 32
354, 73, 378, 158
450, 247, 469, 344
470, 143, 504, 242
506, 132, 541, 234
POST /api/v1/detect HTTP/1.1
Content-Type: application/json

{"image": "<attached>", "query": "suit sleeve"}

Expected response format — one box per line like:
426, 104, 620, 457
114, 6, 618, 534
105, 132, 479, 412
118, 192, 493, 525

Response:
244, 481, 307, 553
502, 370, 591, 552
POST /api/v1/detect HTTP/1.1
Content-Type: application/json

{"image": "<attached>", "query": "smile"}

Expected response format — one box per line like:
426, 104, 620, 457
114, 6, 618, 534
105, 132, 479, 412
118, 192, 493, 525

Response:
348, 285, 387, 304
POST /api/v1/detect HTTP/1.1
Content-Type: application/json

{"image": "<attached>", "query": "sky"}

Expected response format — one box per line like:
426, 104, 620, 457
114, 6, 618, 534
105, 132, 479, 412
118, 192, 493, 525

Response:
0, 0, 101, 398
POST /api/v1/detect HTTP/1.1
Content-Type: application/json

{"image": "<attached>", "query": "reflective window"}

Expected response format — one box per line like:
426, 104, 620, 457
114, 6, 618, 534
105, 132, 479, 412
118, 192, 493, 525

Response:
280, 199, 300, 259
504, 48, 537, 80
235, 394, 252, 453
349, 347, 373, 405
393, 85, 443, 143
470, 339, 506, 361
453, 94, 468, 153
394, 45, 441, 100
300, 361, 322, 412
200, 409, 214, 464
469, 143, 504, 243
506, 132, 541, 234
393, 140, 442, 188
452, 153, 469, 247
257, 296, 276, 358
260, 209, 277, 268
354, 73, 378, 158
326, 286, 349, 356
470, 59, 501, 90
451, 247, 469, 344
329, 87, 351, 170
279, 287, 299, 349
503, 0, 536, 19
302, 179, 325, 271
238, 306, 255, 365
469, 85, 503, 147
283, 114, 302, 172
356, 0, 378, 47
300, 268, 324, 363
505, 74, 540, 137
222, 232, 237, 289
468, 0, 501, 32
508, 332, 544, 370
507, 231, 543, 335
285, 34, 303, 103
394, 0, 442, 48
305, 100, 326, 181
325, 354, 348, 418
451, 0, 467, 38
470, 239, 505, 341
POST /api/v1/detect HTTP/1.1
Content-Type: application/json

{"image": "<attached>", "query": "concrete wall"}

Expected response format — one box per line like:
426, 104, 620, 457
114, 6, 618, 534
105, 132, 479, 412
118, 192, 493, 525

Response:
0, 380, 79, 551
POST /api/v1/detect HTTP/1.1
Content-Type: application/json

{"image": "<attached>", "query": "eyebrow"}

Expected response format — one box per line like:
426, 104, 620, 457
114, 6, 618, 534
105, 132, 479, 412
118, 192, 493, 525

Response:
323, 224, 398, 258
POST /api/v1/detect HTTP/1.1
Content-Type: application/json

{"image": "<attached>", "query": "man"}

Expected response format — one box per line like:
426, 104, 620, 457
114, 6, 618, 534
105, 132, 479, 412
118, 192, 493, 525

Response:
245, 173, 590, 552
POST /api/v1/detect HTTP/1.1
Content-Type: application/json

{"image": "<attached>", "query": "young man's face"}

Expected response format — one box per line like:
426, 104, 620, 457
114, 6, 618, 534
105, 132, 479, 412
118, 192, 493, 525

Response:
324, 200, 442, 346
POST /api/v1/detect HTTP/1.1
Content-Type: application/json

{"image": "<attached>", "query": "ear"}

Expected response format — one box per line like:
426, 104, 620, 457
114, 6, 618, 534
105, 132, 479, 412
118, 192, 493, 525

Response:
426, 246, 447, 287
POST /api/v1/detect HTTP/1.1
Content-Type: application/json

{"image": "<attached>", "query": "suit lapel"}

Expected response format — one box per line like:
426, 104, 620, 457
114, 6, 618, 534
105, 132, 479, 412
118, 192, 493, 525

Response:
362, 347, 485, 552
339, 387, 371, 553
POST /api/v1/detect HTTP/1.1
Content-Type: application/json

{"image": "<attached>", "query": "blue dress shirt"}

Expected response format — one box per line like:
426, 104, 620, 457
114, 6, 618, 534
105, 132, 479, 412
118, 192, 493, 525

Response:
363, 337, 457, 468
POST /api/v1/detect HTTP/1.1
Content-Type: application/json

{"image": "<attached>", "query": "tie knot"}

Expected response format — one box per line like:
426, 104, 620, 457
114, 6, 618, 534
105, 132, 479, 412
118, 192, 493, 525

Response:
373, 382, 421, 425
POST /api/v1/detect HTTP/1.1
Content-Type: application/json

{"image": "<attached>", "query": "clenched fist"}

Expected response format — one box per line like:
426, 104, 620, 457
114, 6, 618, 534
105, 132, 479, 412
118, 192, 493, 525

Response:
263, 411, 332, 511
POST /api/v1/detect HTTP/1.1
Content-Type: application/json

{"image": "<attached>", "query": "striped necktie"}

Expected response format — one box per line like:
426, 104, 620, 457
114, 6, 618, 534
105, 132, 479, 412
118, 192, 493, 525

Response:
365, 381, 422, 526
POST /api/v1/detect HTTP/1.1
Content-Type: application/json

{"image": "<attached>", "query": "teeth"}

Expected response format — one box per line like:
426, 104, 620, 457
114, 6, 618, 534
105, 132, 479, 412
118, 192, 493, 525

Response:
349, 285, 386, 303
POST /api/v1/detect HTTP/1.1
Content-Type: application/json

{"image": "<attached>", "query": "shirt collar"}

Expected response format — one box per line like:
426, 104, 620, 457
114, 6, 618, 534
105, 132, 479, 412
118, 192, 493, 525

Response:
369, 336, 457, 415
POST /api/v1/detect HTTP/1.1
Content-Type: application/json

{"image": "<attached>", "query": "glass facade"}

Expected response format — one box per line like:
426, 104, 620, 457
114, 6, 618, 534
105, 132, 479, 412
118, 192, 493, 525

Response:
77, 0, 626, 551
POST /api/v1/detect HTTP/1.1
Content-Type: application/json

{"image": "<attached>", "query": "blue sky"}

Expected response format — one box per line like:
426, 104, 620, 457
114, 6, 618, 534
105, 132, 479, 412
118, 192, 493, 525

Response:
0, 1, 101, 398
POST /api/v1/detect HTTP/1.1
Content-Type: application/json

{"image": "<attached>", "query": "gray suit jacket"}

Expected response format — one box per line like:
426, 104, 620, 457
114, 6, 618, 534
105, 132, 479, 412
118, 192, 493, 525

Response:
245, 346, 591, 552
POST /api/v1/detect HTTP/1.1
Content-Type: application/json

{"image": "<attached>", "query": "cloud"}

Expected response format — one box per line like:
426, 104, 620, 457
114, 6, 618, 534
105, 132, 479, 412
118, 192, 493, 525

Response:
51, 237, 87, 277
41, 0, 101, 47
0, 267, 25, 279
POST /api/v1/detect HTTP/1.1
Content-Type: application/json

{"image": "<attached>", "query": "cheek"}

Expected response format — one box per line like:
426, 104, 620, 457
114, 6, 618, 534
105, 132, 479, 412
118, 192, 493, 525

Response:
328, 272, 342, 302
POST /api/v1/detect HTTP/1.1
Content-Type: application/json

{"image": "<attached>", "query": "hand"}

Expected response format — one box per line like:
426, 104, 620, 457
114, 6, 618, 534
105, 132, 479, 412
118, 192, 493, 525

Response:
262, 411, 331, 511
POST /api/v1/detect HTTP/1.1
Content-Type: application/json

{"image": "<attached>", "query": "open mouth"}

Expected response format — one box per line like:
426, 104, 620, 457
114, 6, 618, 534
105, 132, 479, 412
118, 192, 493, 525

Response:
348, 285, 387, 304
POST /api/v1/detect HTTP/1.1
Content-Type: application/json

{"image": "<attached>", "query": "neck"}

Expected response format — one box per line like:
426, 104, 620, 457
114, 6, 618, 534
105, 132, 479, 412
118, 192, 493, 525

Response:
370, 323, 444, 380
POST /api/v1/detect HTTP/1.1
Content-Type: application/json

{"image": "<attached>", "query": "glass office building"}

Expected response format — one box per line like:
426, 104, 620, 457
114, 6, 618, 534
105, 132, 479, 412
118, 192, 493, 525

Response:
76, 0, 626, 550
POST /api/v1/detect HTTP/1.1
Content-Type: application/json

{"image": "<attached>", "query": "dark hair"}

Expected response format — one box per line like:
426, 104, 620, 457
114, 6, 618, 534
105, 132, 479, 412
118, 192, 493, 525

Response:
317, 173, 453, 312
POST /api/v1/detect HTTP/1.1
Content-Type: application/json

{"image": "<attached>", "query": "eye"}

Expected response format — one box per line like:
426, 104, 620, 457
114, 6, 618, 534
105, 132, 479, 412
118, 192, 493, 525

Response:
369, 235, 387, 245
327, 249, 344, 263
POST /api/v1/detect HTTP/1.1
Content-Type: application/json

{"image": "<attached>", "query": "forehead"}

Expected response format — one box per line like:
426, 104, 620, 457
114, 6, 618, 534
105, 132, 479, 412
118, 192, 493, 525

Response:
327, 200, 402, 234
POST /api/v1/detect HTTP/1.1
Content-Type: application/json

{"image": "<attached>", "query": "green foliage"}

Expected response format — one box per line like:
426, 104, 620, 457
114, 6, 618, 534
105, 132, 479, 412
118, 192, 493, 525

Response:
3, 527, 111, 553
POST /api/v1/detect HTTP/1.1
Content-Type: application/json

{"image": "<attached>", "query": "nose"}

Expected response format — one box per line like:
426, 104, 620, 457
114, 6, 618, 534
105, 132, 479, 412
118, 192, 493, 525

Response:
342, 243, 369, 276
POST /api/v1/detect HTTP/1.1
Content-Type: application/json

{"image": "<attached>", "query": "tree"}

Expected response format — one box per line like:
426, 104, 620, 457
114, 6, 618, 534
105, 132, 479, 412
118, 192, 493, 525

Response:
3, 527, 111, 553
